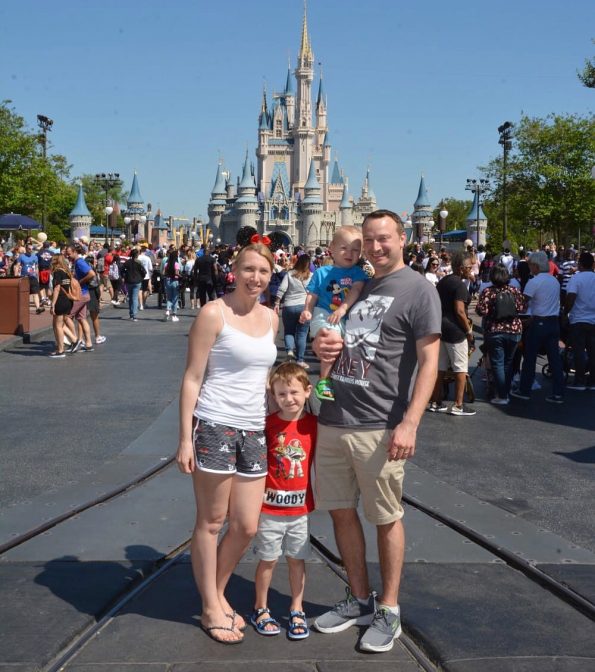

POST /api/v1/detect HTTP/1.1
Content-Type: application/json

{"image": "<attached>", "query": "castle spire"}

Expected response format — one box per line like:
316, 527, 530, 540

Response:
299, 1, 313, 65
285, 59, 293, 95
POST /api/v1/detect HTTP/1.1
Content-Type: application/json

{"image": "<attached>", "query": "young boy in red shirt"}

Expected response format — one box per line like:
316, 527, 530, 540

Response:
251, 362, 317, 640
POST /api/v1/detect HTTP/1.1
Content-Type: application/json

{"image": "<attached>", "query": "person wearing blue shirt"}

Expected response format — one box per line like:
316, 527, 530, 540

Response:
64, 244, 95, 353
18, 242, 44, 313
300, 226, 368, 401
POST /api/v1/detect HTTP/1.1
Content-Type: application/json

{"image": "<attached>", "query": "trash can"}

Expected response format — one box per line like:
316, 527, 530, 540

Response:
0, 277, 30, 341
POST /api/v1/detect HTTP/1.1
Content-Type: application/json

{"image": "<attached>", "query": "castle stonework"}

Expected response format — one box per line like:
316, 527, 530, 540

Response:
208, 8, 376, 249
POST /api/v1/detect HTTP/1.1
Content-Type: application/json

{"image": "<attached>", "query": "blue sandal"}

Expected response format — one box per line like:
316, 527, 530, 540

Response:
287, 610, 309, 640
250, 607, 281, 636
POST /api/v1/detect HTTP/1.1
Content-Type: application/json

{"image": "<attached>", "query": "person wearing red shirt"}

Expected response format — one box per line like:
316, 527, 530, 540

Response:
251, 363, 317, 640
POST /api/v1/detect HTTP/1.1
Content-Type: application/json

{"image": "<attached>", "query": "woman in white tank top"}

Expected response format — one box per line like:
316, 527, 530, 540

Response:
177, 241, 279, 644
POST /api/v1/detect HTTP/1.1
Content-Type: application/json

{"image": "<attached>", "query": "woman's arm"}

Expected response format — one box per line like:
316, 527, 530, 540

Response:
177, 303, 221, 473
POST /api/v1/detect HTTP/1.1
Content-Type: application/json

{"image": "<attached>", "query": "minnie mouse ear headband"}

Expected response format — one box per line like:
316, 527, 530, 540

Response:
250, 234, 271, 246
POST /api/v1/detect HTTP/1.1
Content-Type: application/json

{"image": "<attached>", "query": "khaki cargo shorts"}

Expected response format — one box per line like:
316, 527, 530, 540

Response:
314, 424, 405, 526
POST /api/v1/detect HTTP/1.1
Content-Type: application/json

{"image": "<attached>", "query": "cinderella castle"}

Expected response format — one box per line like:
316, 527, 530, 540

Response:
206, 8, 377, 249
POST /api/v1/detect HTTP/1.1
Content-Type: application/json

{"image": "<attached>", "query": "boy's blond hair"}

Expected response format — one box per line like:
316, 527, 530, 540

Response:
331, 225, 362, 245
269, 362, 311, 393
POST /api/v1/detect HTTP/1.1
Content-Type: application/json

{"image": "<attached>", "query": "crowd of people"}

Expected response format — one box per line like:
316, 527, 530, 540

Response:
2, 219, 593, 654
407, 238, 594, 411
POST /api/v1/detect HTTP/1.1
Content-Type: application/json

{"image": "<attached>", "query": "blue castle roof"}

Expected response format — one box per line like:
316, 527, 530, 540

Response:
317, 76, 325, 107
304, 160, 320, 190
127, 172, 144, 205
285, 65, 293, 95
211, 163, 227, 196
330, 159, 343, 184
69, 183, 91, 217
466, 191, 487, 221
414, 174, 430, 208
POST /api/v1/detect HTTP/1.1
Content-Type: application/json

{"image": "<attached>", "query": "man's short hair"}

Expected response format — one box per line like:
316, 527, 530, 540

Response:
578, 251, 594, 269
528, 251, 549, 273
362, 209, 404, 235
451, 250, 471, 274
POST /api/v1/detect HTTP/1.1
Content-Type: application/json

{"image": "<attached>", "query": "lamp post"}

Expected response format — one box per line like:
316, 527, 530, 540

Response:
498, 121, 513, 242
465, 178, 489, 246
104, 205, 113, 245
37, 114, 54, 231
95, 173, 122, 244
124, 214, 147, 243
439, 202, 448, 248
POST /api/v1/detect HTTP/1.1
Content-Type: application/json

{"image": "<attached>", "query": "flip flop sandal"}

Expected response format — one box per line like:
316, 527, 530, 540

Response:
200, 622, 244, 645
287, 610, 309, 640
227, 610, 247, 632
250, 607, 281, 636
315, 379, 335, 401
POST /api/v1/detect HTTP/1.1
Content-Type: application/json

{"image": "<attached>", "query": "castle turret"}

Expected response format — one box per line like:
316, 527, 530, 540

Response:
284, 62, 295, 127
125, 172, 147, 241
69, 182, 93, 241
316, 69, 327, 137
293, 4, 315, 190
356, 167, 376, 216
411, 174, 433, 243
208, 162, 227, 236
466, 190, 488, 247
235, 151, 259, 230
340, 182, 353, 227
301, 160, 323, 247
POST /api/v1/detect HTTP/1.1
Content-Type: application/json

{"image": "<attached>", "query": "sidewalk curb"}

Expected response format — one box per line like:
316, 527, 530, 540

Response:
0, 325, 54, 352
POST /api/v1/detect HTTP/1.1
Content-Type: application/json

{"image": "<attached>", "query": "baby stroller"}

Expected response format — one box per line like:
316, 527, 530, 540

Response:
541, 324, 574, 382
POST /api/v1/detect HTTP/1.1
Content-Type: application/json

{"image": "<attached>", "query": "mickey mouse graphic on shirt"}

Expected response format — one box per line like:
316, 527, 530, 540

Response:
327, 280, 348, 312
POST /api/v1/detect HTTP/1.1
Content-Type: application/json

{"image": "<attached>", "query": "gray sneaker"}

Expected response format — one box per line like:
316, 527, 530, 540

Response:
313, 587, 375, 633
359, 606, 402, 653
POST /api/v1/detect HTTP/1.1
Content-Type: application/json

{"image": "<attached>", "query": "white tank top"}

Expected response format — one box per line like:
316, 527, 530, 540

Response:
194, 303, 277, 430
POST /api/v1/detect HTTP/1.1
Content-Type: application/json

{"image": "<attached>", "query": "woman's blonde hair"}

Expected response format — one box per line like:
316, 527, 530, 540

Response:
232, 243, 274, 272
50, 253, 71, 275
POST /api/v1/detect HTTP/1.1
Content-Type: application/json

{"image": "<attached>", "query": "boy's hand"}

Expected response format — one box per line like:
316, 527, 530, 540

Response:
299, 310, 312, 324
327, 305, 346, 325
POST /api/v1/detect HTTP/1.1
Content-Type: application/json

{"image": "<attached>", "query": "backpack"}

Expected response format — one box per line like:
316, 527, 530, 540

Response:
61, 274, 83, 302
108, 261, 120, 280
493, 289, 517, 321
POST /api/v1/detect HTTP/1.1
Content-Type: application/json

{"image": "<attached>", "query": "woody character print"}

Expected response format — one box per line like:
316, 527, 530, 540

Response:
272, 431, 306, 480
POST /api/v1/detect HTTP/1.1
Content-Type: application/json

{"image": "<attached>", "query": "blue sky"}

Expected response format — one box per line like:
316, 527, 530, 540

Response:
1, 0, 593, 222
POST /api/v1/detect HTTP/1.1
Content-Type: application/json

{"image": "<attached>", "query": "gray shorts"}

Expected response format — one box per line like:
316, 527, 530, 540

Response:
253, 513, 310, 560
192, 418, 267, 477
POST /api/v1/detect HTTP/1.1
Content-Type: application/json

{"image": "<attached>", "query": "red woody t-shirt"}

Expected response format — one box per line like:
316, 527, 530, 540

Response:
262, 412, 317, 516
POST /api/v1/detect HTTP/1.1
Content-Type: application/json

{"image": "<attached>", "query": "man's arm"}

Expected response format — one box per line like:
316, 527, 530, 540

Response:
565, 292, 577, 314
387, 334, 440, 461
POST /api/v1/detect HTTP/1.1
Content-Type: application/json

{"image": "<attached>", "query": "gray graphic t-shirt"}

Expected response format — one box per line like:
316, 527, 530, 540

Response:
319, 265, 441, 430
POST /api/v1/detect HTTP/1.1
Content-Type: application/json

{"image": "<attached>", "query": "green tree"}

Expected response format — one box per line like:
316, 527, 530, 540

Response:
481, 113, 595, 249
578, 39, 595, 88
0, 100, 74, 236
432, 198, 472, 232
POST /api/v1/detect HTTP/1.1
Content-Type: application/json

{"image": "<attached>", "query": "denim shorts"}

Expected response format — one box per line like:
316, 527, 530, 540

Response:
192, 418, 267, 477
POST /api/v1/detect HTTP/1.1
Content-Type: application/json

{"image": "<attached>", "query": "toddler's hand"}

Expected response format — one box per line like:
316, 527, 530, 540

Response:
327, 305, 346, 325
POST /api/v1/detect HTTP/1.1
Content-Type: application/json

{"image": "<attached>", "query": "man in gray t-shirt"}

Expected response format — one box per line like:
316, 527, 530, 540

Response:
312, 210, 441, 653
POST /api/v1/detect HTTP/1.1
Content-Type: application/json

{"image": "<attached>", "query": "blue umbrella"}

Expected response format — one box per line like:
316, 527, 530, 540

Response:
0, 213, 42, 230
